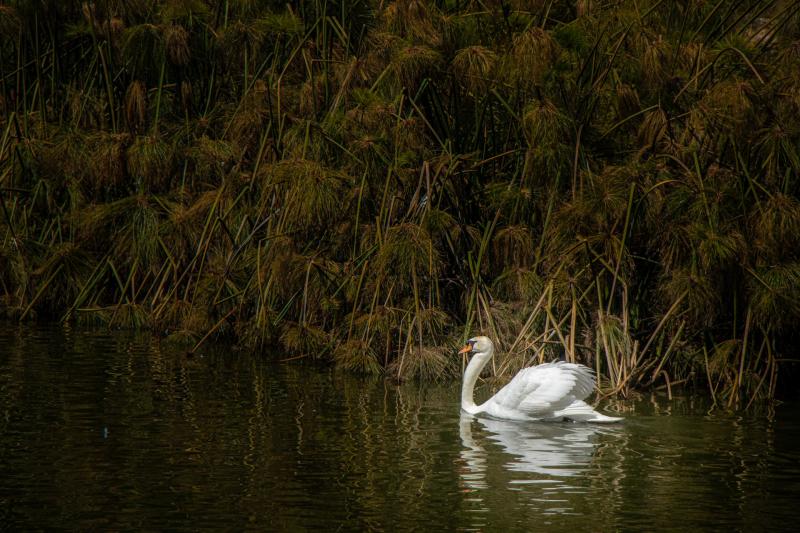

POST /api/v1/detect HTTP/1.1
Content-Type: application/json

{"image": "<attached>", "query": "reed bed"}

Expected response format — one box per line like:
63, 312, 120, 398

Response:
1, 0, 799, 406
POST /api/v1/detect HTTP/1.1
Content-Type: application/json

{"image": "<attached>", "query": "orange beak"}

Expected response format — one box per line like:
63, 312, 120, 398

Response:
458, 344, 473, 354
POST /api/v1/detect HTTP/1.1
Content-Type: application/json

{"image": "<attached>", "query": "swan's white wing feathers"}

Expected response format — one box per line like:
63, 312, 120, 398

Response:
488, 362, 596, 416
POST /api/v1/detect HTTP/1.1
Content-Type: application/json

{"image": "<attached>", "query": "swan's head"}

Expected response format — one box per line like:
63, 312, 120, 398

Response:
458, 336, 494, 357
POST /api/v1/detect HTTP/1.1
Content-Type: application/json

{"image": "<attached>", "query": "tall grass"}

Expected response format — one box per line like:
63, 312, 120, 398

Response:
1, 0, 799, 406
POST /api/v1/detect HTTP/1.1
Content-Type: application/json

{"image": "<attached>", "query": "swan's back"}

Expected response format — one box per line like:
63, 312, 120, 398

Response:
483, 361, 596, 419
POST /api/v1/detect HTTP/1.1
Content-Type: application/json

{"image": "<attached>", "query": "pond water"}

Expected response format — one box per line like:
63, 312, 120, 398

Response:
1, 325, 799, 531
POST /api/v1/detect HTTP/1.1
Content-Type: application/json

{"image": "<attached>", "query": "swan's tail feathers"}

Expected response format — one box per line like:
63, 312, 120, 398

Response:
553, 400, 623, 423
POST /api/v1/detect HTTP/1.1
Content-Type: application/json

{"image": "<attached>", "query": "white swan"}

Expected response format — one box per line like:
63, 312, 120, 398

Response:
458, 336, 622, 423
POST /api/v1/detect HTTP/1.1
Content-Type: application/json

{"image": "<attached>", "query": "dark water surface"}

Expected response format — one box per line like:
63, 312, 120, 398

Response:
2, 326, 799, 531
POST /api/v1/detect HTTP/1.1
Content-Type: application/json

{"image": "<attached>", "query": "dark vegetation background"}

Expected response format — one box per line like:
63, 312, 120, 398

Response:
1, 0, 799, 405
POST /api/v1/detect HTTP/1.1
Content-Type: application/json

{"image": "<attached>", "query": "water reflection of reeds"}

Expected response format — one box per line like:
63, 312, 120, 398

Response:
2, 327, 800, 531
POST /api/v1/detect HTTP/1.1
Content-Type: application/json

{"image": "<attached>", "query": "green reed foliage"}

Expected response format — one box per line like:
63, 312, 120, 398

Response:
1, 0, 800, 407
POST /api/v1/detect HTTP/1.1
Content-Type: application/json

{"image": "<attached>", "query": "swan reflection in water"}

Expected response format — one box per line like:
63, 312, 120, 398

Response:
459, 412, 619, 492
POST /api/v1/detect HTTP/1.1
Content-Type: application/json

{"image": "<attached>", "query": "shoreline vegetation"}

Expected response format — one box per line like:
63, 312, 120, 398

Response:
1, 1, 799, 406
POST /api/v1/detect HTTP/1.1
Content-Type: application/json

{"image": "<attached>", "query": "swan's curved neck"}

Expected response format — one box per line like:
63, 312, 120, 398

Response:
461, 346, 493, 414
